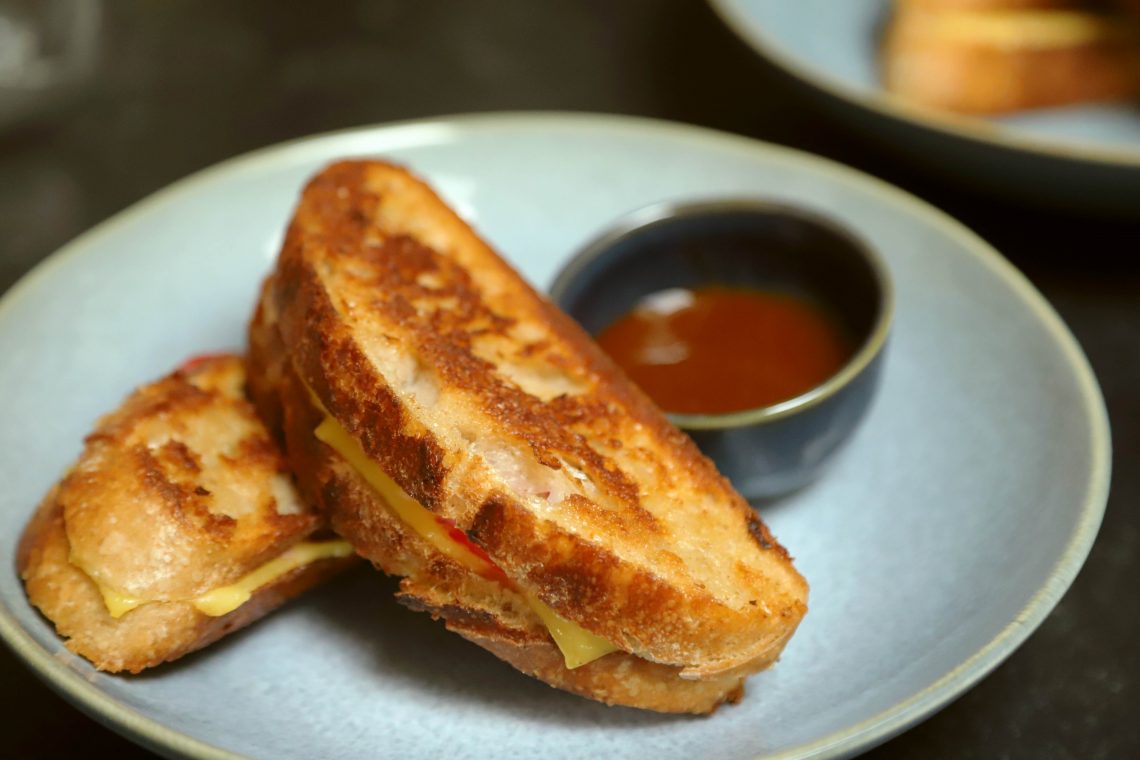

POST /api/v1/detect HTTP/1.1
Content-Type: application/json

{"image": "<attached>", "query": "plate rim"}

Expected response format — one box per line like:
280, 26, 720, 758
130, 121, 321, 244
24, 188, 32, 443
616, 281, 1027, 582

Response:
707, 0, 1140, 170
0, 111, 1112, 760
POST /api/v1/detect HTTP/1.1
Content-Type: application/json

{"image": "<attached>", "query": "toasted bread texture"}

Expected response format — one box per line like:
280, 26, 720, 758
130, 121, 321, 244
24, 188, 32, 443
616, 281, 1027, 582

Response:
18, 355, 355, 673
251, 327, 750, 712
248, 160, 808, 712
883, 6, 1140, 113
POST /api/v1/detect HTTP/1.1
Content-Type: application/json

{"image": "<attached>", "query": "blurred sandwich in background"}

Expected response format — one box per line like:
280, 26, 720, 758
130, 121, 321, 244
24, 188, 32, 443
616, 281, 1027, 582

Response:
882, 0, 1140, 114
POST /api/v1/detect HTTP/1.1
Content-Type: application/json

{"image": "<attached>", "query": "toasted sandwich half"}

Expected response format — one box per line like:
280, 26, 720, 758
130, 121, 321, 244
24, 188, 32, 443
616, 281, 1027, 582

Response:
18, 355, 356, 673
247, 160, 809, 714
883, 1, 1140, 114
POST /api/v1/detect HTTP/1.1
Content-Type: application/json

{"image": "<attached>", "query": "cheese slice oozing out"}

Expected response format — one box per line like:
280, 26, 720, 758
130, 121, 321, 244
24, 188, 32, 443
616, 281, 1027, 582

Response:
89, 539, 355, 619
312, 412, 618, 669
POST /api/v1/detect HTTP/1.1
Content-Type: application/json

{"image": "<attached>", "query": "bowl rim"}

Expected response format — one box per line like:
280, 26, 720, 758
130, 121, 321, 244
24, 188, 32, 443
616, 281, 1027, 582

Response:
549, 197, 895, 430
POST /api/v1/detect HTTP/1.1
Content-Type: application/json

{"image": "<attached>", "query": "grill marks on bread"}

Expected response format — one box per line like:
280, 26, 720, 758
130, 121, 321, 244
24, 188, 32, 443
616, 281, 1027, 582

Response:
61, 357, 322, 602
286, 163, 652, 531
18, 356, 356, 673
252, 352, 753, 712
133, 443, 237, 542
264, 160, 808, 684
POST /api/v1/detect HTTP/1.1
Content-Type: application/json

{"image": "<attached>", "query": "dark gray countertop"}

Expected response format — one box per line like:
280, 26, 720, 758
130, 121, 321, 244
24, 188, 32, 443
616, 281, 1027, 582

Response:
2, 2, 1136, 758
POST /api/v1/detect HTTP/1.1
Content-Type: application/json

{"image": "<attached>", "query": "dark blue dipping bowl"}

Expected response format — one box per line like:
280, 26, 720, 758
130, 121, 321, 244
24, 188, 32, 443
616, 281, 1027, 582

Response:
549, 199, 893, 500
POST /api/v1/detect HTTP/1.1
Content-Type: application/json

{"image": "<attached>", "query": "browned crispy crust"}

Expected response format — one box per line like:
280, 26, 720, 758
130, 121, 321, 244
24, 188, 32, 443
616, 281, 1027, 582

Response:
18, 488, 353, 673
248, 160, 808, 710
258, 342, 752, 713
17, 355, 355, 673
883, 7, 1140, 113
446, 625, 745, 715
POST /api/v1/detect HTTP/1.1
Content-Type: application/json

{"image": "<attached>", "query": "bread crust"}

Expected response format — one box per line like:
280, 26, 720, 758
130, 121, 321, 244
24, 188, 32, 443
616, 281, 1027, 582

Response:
254, 334, 750, 713
18, 356, 355, 673
450, 629, 745, 715
883, 7, 1140, 113
19, 488, 352, 673
249, 160, 808, 710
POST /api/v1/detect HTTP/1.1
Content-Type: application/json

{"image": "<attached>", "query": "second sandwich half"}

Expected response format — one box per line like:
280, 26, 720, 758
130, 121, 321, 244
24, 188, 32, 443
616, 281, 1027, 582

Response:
247, 160, 809, 714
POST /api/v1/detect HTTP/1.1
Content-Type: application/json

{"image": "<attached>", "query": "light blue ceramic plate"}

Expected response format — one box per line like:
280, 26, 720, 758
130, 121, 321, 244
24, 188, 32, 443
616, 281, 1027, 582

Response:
0, 114, 1110, 759
710, 0, 1140, 211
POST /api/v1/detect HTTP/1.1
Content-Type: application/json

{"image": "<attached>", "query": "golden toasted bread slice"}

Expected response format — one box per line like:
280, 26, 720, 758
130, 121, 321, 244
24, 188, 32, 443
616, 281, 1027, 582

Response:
883, 5, 1140, 113
249, 160, 808, 712
18, 355, 356, 673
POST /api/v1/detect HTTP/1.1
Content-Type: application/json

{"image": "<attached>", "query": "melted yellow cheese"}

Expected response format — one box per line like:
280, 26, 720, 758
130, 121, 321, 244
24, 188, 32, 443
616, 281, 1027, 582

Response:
314, 417, 486, 576
99, 587, 145, 618
527, 595, 617, 669
191, 540, 355, 616
91, 539, 354, 619
312, 409, 618, 668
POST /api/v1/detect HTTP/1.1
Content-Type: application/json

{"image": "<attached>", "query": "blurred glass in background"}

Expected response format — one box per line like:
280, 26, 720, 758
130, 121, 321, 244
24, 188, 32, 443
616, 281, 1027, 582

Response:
0, 0, 100, 130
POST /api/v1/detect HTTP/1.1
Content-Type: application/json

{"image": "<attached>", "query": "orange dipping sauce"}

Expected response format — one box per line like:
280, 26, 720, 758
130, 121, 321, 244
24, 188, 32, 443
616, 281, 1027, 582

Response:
596, 286, 854, 415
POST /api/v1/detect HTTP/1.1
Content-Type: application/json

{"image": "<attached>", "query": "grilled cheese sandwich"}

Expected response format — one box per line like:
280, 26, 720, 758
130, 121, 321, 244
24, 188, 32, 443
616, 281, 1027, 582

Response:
883, 1, 1140, 113
247, 160, 808, 713
18, 355, 356, 673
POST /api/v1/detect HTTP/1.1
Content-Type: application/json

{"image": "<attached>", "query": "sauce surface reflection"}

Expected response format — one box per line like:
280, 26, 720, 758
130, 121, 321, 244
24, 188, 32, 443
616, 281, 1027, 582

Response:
596, 286, 854, 415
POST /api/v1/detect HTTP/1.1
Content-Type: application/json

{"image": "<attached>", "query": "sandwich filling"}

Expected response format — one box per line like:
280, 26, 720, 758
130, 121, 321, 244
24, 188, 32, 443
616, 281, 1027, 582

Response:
77, 539, 354, 619
311, 407, 619, 669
